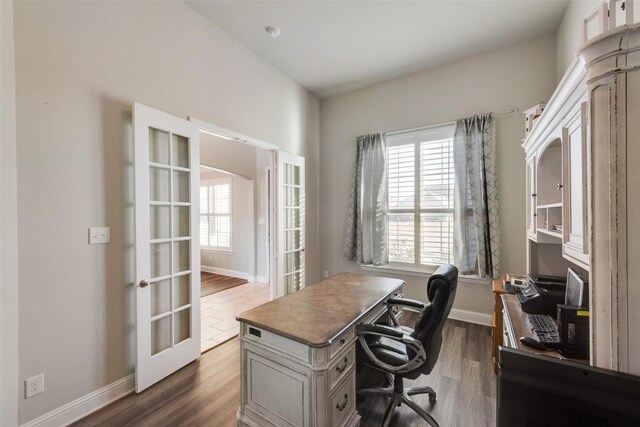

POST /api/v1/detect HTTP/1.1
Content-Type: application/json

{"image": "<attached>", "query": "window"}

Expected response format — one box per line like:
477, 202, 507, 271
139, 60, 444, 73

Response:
387, 124, 455, 269
200, 177, 232, 250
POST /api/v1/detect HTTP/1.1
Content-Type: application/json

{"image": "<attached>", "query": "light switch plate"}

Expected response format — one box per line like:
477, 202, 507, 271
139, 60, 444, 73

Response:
89, 227, 111, 244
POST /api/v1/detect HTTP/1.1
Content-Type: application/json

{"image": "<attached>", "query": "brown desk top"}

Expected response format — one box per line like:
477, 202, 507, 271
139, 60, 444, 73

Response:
237, 273, 404, 348
501, 294, 589, 364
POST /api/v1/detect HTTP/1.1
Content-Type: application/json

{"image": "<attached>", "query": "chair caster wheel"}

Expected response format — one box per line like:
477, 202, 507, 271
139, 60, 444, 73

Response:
428, 393, 436, 402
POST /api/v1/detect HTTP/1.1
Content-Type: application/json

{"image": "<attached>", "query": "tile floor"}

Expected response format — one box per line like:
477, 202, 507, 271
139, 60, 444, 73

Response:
200, 281, 270, 353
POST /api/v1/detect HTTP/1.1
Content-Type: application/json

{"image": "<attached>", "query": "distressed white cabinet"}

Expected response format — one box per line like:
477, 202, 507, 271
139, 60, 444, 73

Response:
580, 24, 640, 375
562, 101, 589, 269
523, 19, 640, 375
525, 156, 537, 241
522, 59, 588, 278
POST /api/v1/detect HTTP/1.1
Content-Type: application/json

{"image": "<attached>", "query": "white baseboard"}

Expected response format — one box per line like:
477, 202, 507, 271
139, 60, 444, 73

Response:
448, 308, 492, 326
255, 275, 268, 284
21, 374, 134, 427
201, 265, 249, 281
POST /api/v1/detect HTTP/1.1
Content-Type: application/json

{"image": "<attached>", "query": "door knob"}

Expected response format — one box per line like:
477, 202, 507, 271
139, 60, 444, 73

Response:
139, 279, 157, 288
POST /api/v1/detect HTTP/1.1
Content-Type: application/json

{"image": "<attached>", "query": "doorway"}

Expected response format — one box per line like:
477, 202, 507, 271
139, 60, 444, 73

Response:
197, 130, 274, 352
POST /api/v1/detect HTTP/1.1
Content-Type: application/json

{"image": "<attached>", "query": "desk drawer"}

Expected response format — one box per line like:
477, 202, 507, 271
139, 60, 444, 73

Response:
329, 349, 355, 392
329, 328, 354, 359
244, 324, 309, 361
330, 371, 355, 427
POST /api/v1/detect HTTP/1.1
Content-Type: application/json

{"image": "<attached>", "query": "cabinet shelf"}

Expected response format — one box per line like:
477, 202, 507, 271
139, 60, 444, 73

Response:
537, 203, 562, 209
537, 228, 562, 238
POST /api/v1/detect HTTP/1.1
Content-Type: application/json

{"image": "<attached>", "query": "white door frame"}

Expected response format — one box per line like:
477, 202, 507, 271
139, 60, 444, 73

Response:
189, 118, 279, 300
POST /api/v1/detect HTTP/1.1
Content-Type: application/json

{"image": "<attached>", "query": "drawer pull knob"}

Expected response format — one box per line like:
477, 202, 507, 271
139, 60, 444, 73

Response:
336, 393, 348, 411
335, 357, 348, 373
339, 338, 346, 345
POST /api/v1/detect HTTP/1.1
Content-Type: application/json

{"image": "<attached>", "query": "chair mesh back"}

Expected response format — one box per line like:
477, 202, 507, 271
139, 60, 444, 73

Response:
411, 264, 458, 375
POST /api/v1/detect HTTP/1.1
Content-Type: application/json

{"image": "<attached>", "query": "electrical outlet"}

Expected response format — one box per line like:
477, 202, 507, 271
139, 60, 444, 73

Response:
323, 270, 329, 279
89, 227, 111, 244
25, 374, 44, 398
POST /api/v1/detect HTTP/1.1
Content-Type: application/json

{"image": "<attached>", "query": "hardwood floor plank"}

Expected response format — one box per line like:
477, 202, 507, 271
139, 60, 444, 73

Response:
200, 272, 248, 297
73, 320, 495, 427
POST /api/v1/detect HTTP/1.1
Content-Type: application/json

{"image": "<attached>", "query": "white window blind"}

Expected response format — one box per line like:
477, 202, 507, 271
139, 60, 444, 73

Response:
387, 124, 455, 268
200, 177, 232, 250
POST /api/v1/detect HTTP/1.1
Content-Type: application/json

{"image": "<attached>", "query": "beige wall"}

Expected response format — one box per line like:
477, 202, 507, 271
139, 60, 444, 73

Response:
200, 171, 256, 278
319, 34, 558, 315
13, 1, 319, 423
1, 0, 20, 425
556, 0, 601, 82
199, 134, 271, 280
200, 132, 258, 179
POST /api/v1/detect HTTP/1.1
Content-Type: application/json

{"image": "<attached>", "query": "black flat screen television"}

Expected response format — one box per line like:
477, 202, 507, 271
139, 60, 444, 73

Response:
497, 346, 640, 426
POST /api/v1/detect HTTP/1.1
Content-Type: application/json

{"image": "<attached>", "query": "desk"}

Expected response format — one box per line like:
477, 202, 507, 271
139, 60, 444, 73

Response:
491, 277, 508, 371
500, 293, 588, 364
236, 273, 404, 427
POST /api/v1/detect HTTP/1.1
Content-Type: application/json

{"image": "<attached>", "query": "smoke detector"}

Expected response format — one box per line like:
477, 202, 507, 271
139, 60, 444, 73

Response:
266, 26, 281, 39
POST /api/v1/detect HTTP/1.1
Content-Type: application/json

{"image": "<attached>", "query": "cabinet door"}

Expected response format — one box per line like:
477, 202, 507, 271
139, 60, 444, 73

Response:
562, 102, 589, 269
526, 156, 537, 240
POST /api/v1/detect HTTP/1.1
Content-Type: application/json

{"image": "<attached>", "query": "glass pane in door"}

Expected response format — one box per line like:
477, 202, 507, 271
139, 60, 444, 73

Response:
151, 316, 171, 355
150, 167, 170, 202
285, 230, 299, 251
150, 243, 170, 278
173, 241, 190, 273
284, 273, 300, 294
174, 308, 191, 344
173, 171, 190, 203
150, 278, 171, 317
173, 206, 190, 238
149, 128, 170, 165
174, 274, 191, 309
150, 206, 170, 240
172, 134, 189, 168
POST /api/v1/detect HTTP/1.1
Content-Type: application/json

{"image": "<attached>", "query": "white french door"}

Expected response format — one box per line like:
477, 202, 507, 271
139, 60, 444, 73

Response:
277, 152, 305, 296
134, 103, 201, 392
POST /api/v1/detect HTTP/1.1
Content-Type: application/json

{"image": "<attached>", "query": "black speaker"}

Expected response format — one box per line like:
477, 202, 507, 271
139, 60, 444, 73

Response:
557, 304, 589, 359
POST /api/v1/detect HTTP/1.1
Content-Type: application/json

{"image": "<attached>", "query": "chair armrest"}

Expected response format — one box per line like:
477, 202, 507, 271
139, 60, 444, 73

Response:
357, 323, 427, 374
386, 297, 425, 311
357, 323, 404, 339
385, 298, 425, 327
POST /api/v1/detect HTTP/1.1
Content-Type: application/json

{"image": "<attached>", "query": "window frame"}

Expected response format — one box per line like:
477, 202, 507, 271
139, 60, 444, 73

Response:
200, 176, 233, 253
386, 123, 456, 272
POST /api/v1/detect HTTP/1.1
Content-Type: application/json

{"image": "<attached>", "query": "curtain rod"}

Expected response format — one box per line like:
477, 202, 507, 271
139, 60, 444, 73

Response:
346, 108, 519, 142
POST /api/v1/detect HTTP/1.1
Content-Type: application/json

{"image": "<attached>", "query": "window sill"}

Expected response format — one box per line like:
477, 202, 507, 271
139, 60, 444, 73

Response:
201, 247, 233, 254
359, 264, 491, 285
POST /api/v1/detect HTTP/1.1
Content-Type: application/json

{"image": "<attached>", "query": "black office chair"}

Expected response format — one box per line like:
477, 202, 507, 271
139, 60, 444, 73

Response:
356, 264, 458, 427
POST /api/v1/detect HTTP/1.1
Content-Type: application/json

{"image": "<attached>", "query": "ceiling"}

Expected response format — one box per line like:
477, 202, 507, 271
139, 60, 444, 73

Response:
186, 1, 569, 99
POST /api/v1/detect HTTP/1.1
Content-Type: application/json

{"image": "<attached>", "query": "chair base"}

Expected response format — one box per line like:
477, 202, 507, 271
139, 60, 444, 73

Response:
357, 375, 439, 427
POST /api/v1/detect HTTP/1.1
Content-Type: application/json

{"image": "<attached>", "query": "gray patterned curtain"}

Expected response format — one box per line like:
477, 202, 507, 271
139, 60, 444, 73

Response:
343, 133, 388, 266
453, 114, 500, 278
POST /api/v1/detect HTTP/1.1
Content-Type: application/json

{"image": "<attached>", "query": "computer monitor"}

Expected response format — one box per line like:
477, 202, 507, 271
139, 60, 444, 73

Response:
497, 347, 640, 426
565, 268, 588, 307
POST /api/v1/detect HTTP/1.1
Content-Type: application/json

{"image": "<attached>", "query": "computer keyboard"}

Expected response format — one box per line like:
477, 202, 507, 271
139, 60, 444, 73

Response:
526, 314, 560, 347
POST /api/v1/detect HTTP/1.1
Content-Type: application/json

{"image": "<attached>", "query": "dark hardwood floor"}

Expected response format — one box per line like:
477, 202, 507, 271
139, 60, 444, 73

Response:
73, 319, 495, 427
357, 319, 496, 427
200, 272, 248, 297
